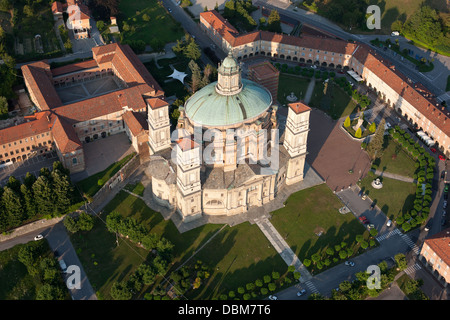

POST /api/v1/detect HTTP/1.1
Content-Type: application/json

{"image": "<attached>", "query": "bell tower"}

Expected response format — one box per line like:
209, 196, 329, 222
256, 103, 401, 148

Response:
283, 102, 310, 185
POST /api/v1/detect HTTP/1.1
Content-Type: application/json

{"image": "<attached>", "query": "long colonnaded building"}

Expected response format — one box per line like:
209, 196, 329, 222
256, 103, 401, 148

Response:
199, 10, 450, 157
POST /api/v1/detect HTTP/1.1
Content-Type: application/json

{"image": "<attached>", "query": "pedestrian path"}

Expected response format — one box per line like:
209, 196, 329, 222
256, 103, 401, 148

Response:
254, 217, 312, 282
400, 233, 420, 255
376, 228, 401, 242
404, 263, 422, 276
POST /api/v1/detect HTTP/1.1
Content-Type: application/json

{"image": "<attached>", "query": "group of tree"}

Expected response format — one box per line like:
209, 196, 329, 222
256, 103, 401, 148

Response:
392, 5, 450, 54
110, 257, 170, 300
223, 0, 257, 32
188, 60, 216, 93
168, 260, 211, 297
105, 211, 174, 256
88, 0, 119, 21
172, 34, 201, 61
17, 241, 68, 300
215, 266, 300, 300
63, 211, 95, 233
0, 161, 78, 233
303, 234, 376, 274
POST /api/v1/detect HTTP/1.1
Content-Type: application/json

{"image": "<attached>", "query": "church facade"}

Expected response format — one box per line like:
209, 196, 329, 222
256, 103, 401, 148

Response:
146, 53, 311, 222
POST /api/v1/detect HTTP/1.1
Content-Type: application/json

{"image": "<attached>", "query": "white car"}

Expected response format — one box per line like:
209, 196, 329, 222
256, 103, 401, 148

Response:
59, 259, 68, 273
297, 289, 307, 296
345, 260, 355, 267
268, 295, 278, 300
310, 65, 317, 69
386, 220, 392, 227
34, 234, 43, 241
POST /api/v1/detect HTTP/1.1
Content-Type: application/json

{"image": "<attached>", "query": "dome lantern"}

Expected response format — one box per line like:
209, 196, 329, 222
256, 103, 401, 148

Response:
215, 51, 243, 96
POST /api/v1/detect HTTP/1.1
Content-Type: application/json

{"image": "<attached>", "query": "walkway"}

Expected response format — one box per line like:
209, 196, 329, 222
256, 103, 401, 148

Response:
372, 169, 416, 183
303, 78, 316, 104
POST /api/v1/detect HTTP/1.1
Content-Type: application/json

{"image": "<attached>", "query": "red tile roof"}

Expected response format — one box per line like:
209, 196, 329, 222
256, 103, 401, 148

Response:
21, 61, 62, 110
0, 112, 52, 145
51, 1, 63, 14
288, 102, 311, 114
123, 111, 148, 136
424, 227, 450, 267
200, 10, 238, 45
146, 97, 169, 109
51, 59, 98, 77
177, 137, 200, 152
51, 115, 82, 153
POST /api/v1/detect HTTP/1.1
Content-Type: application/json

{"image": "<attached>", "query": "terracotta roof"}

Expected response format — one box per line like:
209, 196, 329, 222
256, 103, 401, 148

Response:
67, 3, 90, 20
21, 61, 62, 110
0, 111, 52, 145
353, 44, 450, 137
146, 97, 169, 109
200, 10, 239, 45
123, 111, 148, 136
51, 59, 98, 77
54, 86, 147, 124
248, 61, 279, 79
424, 227, 450, 267
51, 115, 82, 153
52, 1, 63, 14
177, 137, 199, 151
288, 102, 311, 114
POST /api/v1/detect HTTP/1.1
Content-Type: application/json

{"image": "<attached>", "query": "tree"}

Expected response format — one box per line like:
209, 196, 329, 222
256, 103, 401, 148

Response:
184, 40, 201, 61
142, 13, 150, 22
201, 64, 214, 88
2, 186, 24, 229
267, 9, 282, 33
0, 96, 8, 117
36, 284, 65, 300
189, 60, 202, 93
344, 116, 351, 128
64, 215, 79, 233
110, 281, 132, 300
355, 127, 362, 138
77, 212, 94, 231
52, 169, 74, 214
18, 245, 39, 276
394, 253, 407, 270
369, 122, 376, 133
20, 183, 36, 219
32, 176, 55, 217
366, 119, 385, 160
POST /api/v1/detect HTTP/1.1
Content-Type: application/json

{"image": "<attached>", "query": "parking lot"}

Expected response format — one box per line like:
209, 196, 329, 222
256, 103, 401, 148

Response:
0, 151, 58, 186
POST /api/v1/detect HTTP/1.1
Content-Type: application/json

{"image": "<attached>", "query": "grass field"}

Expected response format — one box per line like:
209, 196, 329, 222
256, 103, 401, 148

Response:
118, 0, 185, 45
70, 190, 284, 299
277, 74, 311, 106
270, 184, 368, 268
374, 137, 417, 178
76, 152, 136, 199
358, 174, 416, 221
309, 80, 359, 119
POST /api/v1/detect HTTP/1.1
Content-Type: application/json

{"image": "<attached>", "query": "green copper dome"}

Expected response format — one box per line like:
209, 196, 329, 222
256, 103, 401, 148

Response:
184, 79, 272, 128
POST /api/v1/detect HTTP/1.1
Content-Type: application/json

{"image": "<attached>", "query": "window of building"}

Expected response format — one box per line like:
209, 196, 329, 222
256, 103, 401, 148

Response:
72, 158, 77, 164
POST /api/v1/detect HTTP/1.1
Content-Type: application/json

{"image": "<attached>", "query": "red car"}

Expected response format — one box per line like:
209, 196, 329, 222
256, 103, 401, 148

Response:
439, 155, 446, 161
358, 216, 368, 224
430, 148, 437, 153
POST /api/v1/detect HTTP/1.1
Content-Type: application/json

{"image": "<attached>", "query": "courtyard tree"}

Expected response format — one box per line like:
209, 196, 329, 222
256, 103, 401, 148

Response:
355, 127, 362, 138
185, 40, 201, 61
366, 119, 385, 160
344, 116, 351, 128
189, 60, 202, 93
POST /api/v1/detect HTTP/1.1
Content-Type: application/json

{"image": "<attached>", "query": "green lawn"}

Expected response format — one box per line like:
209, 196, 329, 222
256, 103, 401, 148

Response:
76, 152, 136, 200
358, 174, 416, 221
277, 74, 311, 106
70, 190, 285, 299
375, 137, 417, 178
309, 81, 358, 119
118, 0, 185, 45
270, 184, 368, 269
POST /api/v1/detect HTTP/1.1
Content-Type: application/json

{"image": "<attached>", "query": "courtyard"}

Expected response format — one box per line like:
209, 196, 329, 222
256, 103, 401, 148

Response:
55, 74, 124, 105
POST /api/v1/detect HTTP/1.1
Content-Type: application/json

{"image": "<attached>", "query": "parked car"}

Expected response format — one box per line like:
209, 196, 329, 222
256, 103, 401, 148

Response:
361, 193, 368, 200
297, 289, 307, 296
34, 234, 43, 241
59, 259, 68, 273
358, 190, 364, 197
424, 219, 432, 231
359, 215, 368, 222
445, 184, 449, 193
386, 219, 392, 227
444, 200, 448, 209
268, 295, 278, 300
441, 171, 446, 179
430, 147, 437, 153
345, 260, 355, 267
391, 31, 400, 36
441, 218, 447, 226
310, 65, 317, 69
439, 155, 446, 161
370, 202, 376, 210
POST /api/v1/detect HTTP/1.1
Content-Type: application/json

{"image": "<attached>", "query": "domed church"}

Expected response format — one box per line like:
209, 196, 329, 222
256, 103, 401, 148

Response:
146, 53, 311, 222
